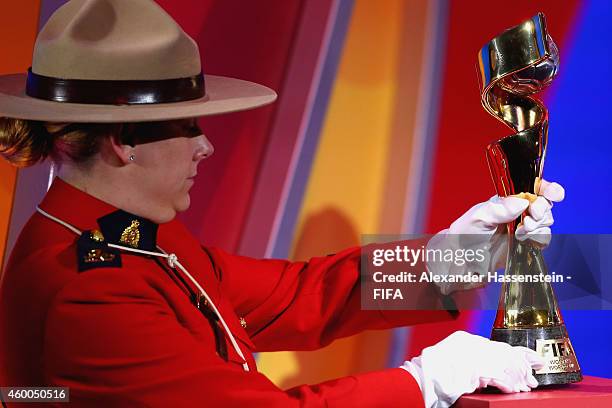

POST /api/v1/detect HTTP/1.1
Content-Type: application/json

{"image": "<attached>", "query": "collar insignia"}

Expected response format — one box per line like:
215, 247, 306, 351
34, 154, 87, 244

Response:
75, 210, 158, 272
96, 210, 158, 251
120, 220, 141, 248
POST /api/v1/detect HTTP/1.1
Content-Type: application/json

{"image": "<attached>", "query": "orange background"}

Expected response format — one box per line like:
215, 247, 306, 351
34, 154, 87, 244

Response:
0, 1, 40, 270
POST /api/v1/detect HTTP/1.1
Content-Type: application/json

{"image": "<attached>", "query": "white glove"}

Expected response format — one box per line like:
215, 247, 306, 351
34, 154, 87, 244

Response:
515, 180, 565, 239
400, 331, 545, 408
447, 179, 564, 237
427, 180, 565, 294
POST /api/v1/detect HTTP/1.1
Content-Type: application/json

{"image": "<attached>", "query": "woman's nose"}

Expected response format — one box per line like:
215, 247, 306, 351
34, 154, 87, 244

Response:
193, 134, 214, 161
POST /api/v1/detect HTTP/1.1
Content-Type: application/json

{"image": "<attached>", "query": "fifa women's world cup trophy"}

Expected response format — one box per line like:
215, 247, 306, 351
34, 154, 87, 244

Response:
477, 13, 582, 385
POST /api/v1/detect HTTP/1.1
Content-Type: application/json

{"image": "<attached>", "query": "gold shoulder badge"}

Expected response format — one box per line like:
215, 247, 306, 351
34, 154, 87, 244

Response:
77, 231, 122, 272
120, 220, 141, 248
84, 248, 116, 263
90, 229, 105, 242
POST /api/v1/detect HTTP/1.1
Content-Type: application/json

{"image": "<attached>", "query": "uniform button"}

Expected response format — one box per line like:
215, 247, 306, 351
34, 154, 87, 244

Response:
193, 295, 209, 309
239, 317, 247, 329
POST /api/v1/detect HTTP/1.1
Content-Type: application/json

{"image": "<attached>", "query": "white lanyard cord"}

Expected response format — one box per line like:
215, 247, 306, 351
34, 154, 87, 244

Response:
36, 206, 250, 372
154, 246, 250, 372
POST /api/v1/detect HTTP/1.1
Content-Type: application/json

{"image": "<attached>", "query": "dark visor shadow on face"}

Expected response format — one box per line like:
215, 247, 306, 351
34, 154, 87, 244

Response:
124, 119, 203, 146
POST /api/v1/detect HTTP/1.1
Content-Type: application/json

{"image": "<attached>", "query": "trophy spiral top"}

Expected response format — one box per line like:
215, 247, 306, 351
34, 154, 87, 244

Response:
478, 13, 559, 133
477, 13, 559, 199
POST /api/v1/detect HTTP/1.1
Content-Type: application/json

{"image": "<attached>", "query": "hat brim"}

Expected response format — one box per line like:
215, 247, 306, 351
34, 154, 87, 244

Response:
0, 73, 277, 123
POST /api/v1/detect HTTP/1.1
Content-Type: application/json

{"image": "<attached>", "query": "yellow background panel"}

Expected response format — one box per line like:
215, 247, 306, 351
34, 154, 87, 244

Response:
257, 0, 407, 387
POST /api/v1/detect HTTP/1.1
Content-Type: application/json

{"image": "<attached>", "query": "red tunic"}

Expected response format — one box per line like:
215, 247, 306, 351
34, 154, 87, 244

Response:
0, 178, 455, 407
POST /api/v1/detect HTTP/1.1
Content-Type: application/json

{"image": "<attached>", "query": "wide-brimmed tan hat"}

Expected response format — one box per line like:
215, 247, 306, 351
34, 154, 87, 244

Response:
0, 0, 277, 123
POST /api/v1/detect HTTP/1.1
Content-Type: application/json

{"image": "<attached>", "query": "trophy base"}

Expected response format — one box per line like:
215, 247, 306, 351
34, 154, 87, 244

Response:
491, 325, 582, 386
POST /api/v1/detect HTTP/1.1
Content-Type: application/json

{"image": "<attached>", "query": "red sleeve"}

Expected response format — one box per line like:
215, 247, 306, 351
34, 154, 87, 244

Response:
42, 268, 425, 407
206, 243, 458, 352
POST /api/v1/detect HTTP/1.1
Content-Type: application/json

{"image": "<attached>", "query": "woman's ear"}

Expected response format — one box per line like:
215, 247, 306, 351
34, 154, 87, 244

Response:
108, 124, 135, 165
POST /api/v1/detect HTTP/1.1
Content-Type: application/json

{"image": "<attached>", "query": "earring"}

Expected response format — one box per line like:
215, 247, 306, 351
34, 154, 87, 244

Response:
129, 154, 135, 162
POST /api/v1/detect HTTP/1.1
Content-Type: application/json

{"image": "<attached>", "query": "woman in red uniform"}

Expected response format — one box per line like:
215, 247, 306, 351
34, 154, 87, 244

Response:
0, 1, 563, 407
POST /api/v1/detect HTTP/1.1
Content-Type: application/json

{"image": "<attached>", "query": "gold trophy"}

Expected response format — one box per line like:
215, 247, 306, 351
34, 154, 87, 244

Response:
477, 13, 582, 385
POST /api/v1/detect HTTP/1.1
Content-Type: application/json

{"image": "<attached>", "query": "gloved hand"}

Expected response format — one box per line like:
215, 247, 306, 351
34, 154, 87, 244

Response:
426, 180, 565, 294
400, 331, 545, 408
447, 179, 564, 237
515, 180, 564, 239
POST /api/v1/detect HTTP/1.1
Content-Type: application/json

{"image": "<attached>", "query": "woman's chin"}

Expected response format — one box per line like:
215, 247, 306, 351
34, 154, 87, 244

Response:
175, 194, 191, 213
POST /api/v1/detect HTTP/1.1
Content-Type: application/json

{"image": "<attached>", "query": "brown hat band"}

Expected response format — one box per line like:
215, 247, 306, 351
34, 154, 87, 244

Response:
25, 68, 206, 105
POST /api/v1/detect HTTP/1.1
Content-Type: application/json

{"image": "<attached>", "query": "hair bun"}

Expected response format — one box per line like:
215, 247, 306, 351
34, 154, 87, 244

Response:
0, 118, 52, 167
